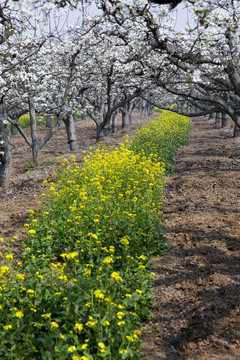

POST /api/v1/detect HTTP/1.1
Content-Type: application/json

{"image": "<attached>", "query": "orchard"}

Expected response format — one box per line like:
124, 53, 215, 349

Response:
0, 1, 240, 359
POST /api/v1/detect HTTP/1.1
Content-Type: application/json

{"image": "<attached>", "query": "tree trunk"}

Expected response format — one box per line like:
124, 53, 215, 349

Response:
0, 100, 12, 189
63, 114, 80, 151
122, 104, 130, 128
11, 123, 18, 135
96, 122, 104, 141
46, 115, 52, 128
95, 103, 105, 141
221, 113, 230, 128
104, 118, 111, 135
141, 101, 148, 119
29, 97, 41, 165
233, 124, 240, 138
214, 112, 222, 128
208, 113, 214, 120
147, 103, 153, 116
121, 111, 127, 128
112, 112, 118, 133
128, 100, 135, 124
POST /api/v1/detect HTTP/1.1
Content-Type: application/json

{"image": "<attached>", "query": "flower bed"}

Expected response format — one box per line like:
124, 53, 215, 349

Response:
0, 111, 191, 359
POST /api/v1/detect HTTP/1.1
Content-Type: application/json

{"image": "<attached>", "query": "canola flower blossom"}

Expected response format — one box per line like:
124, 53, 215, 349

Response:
111, 272, 123, 283
68, 345, 76, 353
74, 323, 83, 331
51, 321, 59, 329
15, 311, 24, 318
3, 325, 12, 330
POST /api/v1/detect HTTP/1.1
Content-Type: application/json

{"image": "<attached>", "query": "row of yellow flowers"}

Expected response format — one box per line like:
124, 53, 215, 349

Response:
0, 111, 191, 359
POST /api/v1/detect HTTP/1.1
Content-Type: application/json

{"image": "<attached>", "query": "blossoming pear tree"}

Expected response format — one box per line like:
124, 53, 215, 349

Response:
100, 0, 240, 136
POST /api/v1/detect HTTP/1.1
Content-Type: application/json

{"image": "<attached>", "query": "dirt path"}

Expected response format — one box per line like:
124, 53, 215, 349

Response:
142, 116, 240, 359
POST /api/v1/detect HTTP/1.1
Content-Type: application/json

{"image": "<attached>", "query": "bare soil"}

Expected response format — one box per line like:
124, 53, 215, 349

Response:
1, 113, 240, 359
142, 116, 240, 360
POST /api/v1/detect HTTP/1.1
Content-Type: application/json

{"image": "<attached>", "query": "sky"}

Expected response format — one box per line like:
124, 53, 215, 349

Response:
63, 1, 195, 32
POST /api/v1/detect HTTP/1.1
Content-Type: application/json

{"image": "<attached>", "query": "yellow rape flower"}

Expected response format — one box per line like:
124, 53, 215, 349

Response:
111, 272, 123, 283
28, 229, 36, 235
74, 323, 83, 331
117, 312, 125, 319
103, 320, 110, 326
88, 232, 98, 240
68, 346, 76, 353
15, 311, 24, 318
41, 313, 52, 319
102, 256, 113, 265
109, 246, 115, 253
59, 275, 68, 281
3, 325, 12, 330
85, 320, 97, 327
51, 321, 59, 329
27, 289, 35, 296
138, 255, 147, 261
94, 289, 104, 299
134, 329, 142, 336
120, 237, 129, 246
120, 349, 127, 355
117, 321, 126, 326
98, 342, 106, 353
126, 335, 135, 342
83, 268, 91, 276
66, 252, 78, 260
17, 274, 25, 280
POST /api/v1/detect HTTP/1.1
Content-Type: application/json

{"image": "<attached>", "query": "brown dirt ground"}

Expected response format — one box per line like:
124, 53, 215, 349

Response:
142, 116, 240, 360
1, 113, 240, 359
